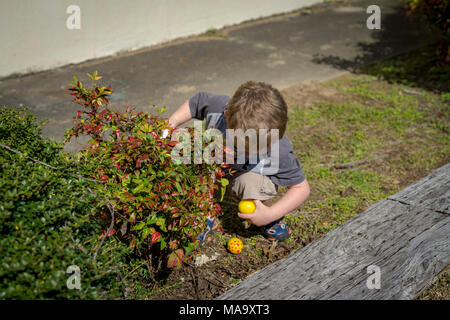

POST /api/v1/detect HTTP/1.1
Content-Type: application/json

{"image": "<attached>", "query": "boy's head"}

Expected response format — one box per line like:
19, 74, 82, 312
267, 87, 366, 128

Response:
225, 81, 288, 155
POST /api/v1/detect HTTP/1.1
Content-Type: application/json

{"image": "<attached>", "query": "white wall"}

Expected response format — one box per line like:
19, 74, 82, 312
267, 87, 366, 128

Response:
0, 0, 321, 78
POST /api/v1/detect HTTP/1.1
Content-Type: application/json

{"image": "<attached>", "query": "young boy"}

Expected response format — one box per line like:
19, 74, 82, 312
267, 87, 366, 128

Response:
168, 81, 310, 242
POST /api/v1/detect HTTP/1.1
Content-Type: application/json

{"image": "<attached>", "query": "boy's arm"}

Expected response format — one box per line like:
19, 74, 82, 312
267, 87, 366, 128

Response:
238, 179, 310, 227
168, 99, 192, 128
168, 92, 229, 128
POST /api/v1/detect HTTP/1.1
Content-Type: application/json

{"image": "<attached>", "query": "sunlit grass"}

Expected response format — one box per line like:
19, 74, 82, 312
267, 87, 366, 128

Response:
282, 66, 449, 249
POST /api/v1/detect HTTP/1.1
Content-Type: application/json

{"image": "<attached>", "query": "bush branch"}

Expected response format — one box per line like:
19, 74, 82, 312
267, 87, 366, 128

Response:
93, 199, 116, 262
332, 154, 387, 169
0, 142, 105, 183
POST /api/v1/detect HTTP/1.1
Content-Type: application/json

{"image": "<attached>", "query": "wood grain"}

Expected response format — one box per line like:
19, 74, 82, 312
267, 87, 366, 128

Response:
388, 162, 450, 214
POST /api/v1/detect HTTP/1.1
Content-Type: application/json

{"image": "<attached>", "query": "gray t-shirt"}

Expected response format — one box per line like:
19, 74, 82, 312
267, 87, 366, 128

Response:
189, 92, 306, 187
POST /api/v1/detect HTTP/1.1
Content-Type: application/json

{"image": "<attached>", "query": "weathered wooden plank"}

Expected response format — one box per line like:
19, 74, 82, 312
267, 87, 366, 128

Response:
218, 163, 450, 300
388, 162, 450, 214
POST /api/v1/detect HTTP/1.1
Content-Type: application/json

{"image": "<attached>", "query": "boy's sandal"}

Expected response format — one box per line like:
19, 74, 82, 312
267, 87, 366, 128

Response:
263, 219, 292, 242
195, 216, 219, 245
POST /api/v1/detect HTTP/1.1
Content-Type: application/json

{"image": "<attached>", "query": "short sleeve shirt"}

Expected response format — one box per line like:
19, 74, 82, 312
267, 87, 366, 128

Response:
189, 92, 306, 187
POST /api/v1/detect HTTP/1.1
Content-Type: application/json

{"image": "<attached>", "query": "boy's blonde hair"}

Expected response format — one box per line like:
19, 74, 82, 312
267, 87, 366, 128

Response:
225, 81, 288, 153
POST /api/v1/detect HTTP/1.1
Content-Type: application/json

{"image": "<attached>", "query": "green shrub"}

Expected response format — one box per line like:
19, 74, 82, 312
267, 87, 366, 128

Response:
0, 71, 229, 298
65, 72, 227, 271
0, 107, 128, 299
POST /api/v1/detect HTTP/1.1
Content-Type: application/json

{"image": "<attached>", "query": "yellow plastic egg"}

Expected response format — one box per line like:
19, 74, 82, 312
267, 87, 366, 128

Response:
238, 200, 256, 214
227, 237, 244, 254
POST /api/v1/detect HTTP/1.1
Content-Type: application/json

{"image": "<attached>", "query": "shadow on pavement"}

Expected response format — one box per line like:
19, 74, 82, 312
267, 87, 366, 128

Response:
311, 2, 449, 93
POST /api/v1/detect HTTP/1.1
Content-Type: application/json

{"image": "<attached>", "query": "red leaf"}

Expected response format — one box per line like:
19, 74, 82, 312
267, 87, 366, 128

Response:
151, 232, 160, 245
150, 131, 159, 139
97, 228, 116, 240
224, 146, 234, 155
215, 169, 225, 178
168, 240, 179, 250
167, 249, 184, 268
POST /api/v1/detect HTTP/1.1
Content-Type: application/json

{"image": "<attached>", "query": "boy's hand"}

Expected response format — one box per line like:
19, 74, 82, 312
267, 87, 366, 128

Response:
167, 99, 192, 128
237, 200, 275, 227
161, 129, 170, 139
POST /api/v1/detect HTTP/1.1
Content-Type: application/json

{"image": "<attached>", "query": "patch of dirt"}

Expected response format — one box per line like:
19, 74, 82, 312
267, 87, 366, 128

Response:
281, 81, 345, 108
151, 203, 294, 300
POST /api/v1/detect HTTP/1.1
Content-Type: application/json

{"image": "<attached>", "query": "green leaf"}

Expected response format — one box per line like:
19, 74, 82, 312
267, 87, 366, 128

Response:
184, 242, 197, 257
220, 178, 229, 201
159, 238, 167, 250
220, 178, 229, 187
141, 227, 155, 240
132, 221, 145, 231
146, 215, 157, 226
156, 217, 167, 232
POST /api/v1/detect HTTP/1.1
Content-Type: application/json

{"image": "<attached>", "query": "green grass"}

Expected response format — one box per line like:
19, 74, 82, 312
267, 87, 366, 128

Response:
285, 70, 449, 241
201, 28, 227, 38
278, 45, 449, 298
417, 268, 450, 300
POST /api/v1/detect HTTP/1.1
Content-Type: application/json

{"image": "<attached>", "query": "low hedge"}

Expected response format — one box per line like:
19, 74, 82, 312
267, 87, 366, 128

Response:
0, 107, 129, 299
1, 71, 229, 299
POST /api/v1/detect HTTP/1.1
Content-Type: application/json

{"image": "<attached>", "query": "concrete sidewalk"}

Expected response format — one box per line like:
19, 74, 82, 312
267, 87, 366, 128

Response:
0, 0, 434, 152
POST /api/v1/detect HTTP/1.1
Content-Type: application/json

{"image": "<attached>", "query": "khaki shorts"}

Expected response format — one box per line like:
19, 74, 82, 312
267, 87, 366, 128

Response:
228, 171, 278, 201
